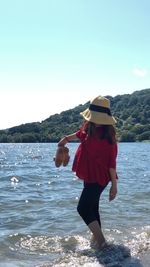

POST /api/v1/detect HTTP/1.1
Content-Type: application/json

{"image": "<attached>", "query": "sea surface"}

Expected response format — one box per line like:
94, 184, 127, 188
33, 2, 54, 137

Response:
0, 143, 150, 267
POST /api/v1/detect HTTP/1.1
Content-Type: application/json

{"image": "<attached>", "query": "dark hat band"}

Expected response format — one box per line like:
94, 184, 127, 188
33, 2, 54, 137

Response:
89, 104, 112, 116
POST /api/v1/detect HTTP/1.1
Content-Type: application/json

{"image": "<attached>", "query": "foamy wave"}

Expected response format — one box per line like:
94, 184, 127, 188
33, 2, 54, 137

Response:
124, 226, 150, 256
8, 226, 150, 267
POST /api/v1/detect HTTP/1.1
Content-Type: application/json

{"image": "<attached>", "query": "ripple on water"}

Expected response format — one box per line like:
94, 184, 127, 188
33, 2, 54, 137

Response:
0, 143, 150, 267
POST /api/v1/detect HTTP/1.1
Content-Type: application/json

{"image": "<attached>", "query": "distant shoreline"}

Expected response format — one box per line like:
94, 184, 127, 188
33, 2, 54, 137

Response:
0, 89, 149, 143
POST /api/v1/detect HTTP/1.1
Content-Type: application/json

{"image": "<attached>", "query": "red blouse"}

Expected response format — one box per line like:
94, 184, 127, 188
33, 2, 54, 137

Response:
72, 127, 118, 186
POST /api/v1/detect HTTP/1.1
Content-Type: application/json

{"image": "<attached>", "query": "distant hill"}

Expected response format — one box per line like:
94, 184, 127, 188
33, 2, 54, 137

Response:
0, 88, 150, 142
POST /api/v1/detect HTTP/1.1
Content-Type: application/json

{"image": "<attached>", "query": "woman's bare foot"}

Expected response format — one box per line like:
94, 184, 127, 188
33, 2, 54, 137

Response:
88, 221, 106, 249
90, 234, 107, 250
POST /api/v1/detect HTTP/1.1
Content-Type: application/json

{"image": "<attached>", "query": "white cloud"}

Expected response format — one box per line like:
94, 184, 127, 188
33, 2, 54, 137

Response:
132, 68, 148, 77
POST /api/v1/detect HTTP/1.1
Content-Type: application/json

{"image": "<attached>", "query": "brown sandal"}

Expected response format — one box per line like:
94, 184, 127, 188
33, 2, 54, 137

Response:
54, 146, 70, 167
54, 146, 64, 167
62, 146, 70, 167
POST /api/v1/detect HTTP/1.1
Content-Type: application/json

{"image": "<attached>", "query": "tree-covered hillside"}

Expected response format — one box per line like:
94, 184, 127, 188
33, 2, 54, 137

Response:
0, 89, 150, 142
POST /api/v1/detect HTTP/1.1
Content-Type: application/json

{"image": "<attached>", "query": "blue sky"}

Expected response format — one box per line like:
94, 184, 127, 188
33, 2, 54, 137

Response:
0, 0, 150, 129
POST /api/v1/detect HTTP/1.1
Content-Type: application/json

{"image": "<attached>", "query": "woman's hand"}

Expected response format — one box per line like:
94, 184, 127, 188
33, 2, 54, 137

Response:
58, 137, 68, 147
109, 184, 117, 201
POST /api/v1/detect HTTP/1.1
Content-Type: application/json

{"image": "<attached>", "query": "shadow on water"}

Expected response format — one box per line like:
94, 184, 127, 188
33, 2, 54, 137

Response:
78, 243, 145, 267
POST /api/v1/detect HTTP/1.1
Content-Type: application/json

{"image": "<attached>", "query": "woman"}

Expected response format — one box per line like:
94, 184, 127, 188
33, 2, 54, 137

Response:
58, 96, 118, 249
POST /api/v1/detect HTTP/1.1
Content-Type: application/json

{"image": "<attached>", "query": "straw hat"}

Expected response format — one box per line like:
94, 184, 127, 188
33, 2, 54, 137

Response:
80, 96, 116, 125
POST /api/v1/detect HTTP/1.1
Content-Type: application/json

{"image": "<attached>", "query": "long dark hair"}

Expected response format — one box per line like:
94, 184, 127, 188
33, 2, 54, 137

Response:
82, 121, 117, 144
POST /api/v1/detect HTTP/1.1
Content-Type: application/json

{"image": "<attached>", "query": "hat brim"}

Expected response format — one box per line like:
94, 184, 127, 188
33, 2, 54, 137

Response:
80, 108, 116, 125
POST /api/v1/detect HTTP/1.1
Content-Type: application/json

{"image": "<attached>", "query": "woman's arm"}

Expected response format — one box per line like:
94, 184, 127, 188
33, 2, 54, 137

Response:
58, 133, 79, 146
109, 168, 117, 202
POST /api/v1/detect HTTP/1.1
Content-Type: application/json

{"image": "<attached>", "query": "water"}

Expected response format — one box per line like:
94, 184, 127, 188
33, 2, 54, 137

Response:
0, 143, 150, 267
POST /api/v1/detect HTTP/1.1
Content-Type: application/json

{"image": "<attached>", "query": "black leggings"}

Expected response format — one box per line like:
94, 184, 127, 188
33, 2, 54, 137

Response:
77, 182, 106, 227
